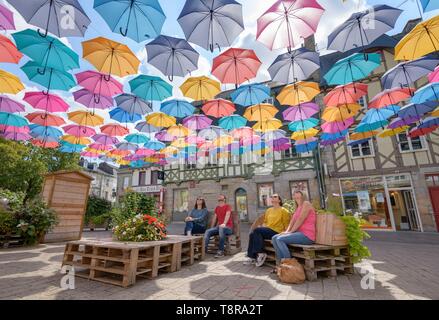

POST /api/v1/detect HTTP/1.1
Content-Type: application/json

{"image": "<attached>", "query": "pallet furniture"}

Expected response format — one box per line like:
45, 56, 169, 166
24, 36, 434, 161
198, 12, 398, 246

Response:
0, 234, 24, 248
61, 235, 204, 287
263, 240, 353, 281
206, 211, 242, 255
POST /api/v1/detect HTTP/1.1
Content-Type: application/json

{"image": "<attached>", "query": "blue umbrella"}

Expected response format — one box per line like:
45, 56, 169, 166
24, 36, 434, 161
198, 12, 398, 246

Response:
355, 120, 388, 133
321, 130, 348, 141
230, 83, 270, 107
130, 160, 146, 168
160, 99, 195, 118
419, 116, 439, 129
363, 105, 400, 123
288, 118, 319, 131
21, 61, 76, 93
411, 83, 439, 104
348, 138, 371, 147
420, 0, 439, 12
109, 107, 142, 123
125, 133, 150, 144
219, 115, 247, 130
129, 75, 173, 102
323, 53, 381, 86
59, 141, 86, 153
144, 140, 165, 150
295, 140, 318, 153
398, 102, 438, 119
94, 0, 166, 43
29, 124, 63, 141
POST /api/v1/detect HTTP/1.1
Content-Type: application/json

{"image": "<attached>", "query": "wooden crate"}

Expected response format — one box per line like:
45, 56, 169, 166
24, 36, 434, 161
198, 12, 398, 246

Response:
263, 240, 353, 281
315, 213, 348, 246
42, 170, 93, 243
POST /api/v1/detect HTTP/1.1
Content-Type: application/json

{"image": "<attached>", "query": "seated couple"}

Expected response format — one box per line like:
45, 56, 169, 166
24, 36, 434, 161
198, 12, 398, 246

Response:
245, 191, 316, 269
183, 194, 233, 258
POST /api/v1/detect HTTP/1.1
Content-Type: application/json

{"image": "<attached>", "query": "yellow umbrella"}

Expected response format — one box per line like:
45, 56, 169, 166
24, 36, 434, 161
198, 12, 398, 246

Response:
116, 159, 130, 166
162, 146, 179, 155
395, 15, 439, 61
243, 104, 278, 122
291, 128, 319, 140
0, 69, 24, 94
277, 81, 320, 106
378, 126, 409, 138
217, 151, 230, 159
321, 104, 361, 122
180, 76, 221, 101
350, 131, 378, 141
82, 37, 140, 77
68, 111, 104, 127
167, 124, 192, 138
146, 112, 176, 128
432, 107, 439, 117
213, 135, 234, 147
253, 118, 283, 132
61, 135, 91, 145
171, 138, 189, 148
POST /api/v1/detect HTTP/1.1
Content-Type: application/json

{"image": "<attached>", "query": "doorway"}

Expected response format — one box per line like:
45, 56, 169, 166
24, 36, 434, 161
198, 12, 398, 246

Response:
389, 189, 421, 231
428, 187, 439, 232
235, 188, 248, 222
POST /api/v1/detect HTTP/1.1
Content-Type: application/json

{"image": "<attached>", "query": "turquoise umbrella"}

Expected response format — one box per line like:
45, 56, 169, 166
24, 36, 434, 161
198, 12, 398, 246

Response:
288, 118, 319, 131
324, 53, 381, 85
129, 75, 173, 103
59, 141, 86, 153
219, 115, 247, 130
160, 100, 194, 118
144, 140, 165, 150
355, 120, 388, 133
21, 61, 76, 93
125, 133, 150, 144
12, 29, 79, 73
0, 112, 29, 127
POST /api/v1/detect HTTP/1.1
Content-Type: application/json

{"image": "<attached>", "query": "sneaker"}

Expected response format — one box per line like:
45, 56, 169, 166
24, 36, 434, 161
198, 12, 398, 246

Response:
243, 258, 256, 265
214, 251, 225, 258
255, 253, 267, 267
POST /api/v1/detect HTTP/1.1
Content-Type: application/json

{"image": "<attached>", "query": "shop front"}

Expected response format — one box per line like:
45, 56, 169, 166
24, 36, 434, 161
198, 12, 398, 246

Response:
339, 174, 422, 231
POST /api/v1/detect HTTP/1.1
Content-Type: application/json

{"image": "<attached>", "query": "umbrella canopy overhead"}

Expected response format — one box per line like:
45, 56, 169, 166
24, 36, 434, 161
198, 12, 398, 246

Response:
324, 83, 368, 107
244, 104, 278, 122
24, 92, 69, 113
256, 0, 324, 51
253, 118, 282, 132
160, 99, 195, 118
109, 107, 142, 124
322, 104, 361, 122
73, 89, 114, 110
63, 124, 96, 137
6, 0, 90, 37
398, 102, 438, 119
0, 4, 15, 30
411, 83, 439, 105
115, 94, 152, 115
277, 81, 320, 106
219, 114, 247, 130
202, 99, 236, 118
21, 61, 76, 92
288, 118, 319, 131
321, 118, 355, 134
0, 34, 22, 64
26, 112, 65, 126
75, 71, 123, 97
420, 0, 439, 13
100, 123, 130, 136
283, 102, 319, 122
129, 75, 173, 102
145, 35, 199, 81
0, 112, 29, 127
68, 110, 104, 127
0, 69, 24, 94
94, 0, 166, 43
231, 83, 270, 107
0, 96, 25, 113
92, 133, 120, 145
369, 87, 413, 109
135, 121, 161, 134
180, 76, 221, 101
146, 112, 176, 128
178, 0, 244, 52
327, 5, 402, 53
183, 114, 213, 131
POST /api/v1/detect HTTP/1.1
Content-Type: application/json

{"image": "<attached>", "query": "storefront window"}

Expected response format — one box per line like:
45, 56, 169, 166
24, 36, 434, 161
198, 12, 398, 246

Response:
257, 183, 274, 208
173, 189, 189, 214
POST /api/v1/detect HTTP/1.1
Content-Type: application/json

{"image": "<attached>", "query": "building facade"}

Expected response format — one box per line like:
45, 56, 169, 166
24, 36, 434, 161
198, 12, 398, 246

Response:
80, 159, 117, 203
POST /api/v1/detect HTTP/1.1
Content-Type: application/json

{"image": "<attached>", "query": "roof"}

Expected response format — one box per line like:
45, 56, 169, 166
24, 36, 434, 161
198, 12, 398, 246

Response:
44, 170, 94, 181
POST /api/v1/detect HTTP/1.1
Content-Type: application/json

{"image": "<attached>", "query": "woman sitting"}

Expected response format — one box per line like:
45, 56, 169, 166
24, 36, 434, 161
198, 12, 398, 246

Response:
271, 191, 316, 266
244, 194, 291, 267
184, 197, 208, 236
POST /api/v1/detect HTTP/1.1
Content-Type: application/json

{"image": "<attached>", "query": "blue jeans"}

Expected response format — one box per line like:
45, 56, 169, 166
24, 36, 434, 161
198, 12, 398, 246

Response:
204, 226, 233, 252
247, 227, 278, 259
184, 221, 206, 235
272, 232, 314, 263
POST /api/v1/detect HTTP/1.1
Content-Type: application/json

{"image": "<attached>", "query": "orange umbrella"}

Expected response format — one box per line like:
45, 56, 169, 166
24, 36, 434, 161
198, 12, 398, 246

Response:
61, 135, 91, 145
0, 34, 22, 64
26, 112, 65, 126
202, 99, 236, 118
350, 131, 378, 141
322, 104, 361, 122
100, 124, 130, 136
68, 111, 104, 127
277, 81, 320, 106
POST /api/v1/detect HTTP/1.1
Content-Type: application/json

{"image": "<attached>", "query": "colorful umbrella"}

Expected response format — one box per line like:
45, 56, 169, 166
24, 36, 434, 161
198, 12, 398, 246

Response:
24, 92, 69, 113
2, 131, 31, 141
348, 138, 371, 147
125, 133, 150, 144
321, 118, 355, 134
0, 112, 28, 127
0, 4, 15, 30
322, 104, 361, 122
323, 53, 381, 86
350, 131, 379, 141
115, 142, 138, 151
288, 118, 319, 131
0, 34, 22, 64
155, 129, 175, 142
62, 125, 96, 137
75, 71, 123, 98
0, 96, 25, 113
388, 116, 421, 129
212, 48, 262, 86
219, 114, 247, 130
21, 61, 76, 92
29, 124, 62, 140
411, 83, 439, 104
183, 114, 213, 131
432, 107, 439, 117
243, 104, 278, 122
355, 120, 389, 133
409, 125, 437, 138
0, 125, 29, 134
231, 83, 270, 107
144, 140, 165, 151
6, 0, 90, 37
420, 0, 439, 12
82, 37, 140, 79
129, 75, 173, 103
180, 76, 220, 101
160, 100, 195, 118
68, 111, 104, 127
115, 94, 152, 115
146, 112, 177, 128
324, 83, 368, 107
398, 102, 438, 120
0, 69, 24, 94
61, 135, 91, 145
59, 141, 86, 153
178, 0, 244, 52
418, 117, 439, 129
262, 129, 286, 141
267, 137, 291, 151
428, 66, 439, 83
89, 143, 112, 152
253, 118, 283, 132
109, 107, 142, 124
363, 105, 400, 123
92, 133, 120, 145
378, 126, 410, 138
31, 139, 59, 148
291, 128, 319, 140
277, 81, 320, 106
94, 0, 165, 42
256, 0, 324, 51
327, 5, 402, 52
101, 124, 130, 137
294, 137, 318, 153
135, 122, 161, 134
395, 15, 439, 61
282, 102, 319, 122
145, 35, 199, 81
26, 112, 64, 126
268, 46, 320, 84
13, 29, 79, 72
369, 87, 413, 109
202, 99, 236, 118
199, 126, 227, 140
167, 124, 192, 138
73, 89, 114, 110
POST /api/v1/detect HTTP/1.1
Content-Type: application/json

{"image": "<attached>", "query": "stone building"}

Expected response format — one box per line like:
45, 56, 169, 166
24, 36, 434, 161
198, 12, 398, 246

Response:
80, 159, 117, 203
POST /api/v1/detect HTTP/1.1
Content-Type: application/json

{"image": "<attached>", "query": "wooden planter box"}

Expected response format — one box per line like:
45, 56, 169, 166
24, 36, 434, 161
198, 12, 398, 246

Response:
315, 213, 348, 246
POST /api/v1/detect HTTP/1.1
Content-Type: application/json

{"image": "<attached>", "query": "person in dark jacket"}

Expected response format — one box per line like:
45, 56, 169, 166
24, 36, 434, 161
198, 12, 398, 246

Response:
184, 197, 209, 236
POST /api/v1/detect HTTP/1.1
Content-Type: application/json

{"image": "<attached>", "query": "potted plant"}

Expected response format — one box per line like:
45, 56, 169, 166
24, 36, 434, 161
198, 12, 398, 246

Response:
113, 214, 167, 242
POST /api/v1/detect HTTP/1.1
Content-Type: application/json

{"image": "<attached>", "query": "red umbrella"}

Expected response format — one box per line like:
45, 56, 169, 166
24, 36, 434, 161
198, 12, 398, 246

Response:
324, 83, 368, 107
202, 99, 236, 118
409, 126, 438, 138
369, 88, 413, 109
63, 124, 96, 137
24, 92, 69, 113
100, 123, 130, 136
31, 139, 59, 149
26, 112, 65, 126
212, 48, 262, 86
0, 34, 22, 64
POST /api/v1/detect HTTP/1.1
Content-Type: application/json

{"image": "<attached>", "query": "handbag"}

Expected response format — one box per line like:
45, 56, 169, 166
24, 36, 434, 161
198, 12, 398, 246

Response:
277, 258, 306, 284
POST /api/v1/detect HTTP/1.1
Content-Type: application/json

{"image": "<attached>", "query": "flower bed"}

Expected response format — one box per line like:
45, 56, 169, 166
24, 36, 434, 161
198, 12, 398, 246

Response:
113, 214, 167, 242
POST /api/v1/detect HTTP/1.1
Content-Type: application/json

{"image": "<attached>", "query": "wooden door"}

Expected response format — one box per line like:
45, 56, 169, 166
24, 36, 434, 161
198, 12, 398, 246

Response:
428, 187, 439, 232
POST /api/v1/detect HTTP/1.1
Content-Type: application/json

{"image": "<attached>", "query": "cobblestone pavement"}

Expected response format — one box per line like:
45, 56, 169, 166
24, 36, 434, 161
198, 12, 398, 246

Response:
1, 223, 439, 300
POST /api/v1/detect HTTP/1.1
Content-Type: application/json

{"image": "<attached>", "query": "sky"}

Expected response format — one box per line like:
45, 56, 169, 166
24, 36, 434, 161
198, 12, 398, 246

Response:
1, 0, 438, 136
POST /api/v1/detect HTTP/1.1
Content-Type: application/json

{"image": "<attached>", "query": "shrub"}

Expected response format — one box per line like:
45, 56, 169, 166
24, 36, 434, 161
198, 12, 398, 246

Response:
110, 191, 158, 227
282, 199, 297, 215
0, 210, 16, 235
113, 214, 167, 242
340, 216, 371, 264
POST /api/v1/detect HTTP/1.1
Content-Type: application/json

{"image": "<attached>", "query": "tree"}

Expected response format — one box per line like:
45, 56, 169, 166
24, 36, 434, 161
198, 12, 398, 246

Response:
0, 138, 80, 201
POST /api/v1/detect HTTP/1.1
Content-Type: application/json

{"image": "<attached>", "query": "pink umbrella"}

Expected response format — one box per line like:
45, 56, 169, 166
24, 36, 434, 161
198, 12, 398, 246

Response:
0, 95, 25, 113
135, 148, 156, 157
89, 143, 112, 151
321, 118, 355, 133
242, 135, 261, 146
92, 134, 119, 145
428, 66, 439, 83
2, 132, 31, 141
182, 114, 212, 130
81, 151, 100, 158
0, 4, 15, 30
63, 124, 96, 137
24, 92, 69, 113
283, 102, 319, 121
73, 89, 114, 110
257, 0, 325, 51
0, 125, 29, 133
185, 136, 205, 144
31, 139, 59, 149
230, 127, 254, 140
75, 71, 123, 96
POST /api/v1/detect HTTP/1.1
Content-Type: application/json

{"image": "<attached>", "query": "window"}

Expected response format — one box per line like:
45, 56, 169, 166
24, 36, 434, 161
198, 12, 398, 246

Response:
350, 140, 374, 158
257, 183, 274, 208
290, 181, 310, 200
357, 96, 368, 110
173, 189, 189, 213
151, 171, 158, 185
397, 133, 425, 152
139, 171, 147, 186
263, 97, 274, 104
123, 177, 129, 189
284, 146, 298, 159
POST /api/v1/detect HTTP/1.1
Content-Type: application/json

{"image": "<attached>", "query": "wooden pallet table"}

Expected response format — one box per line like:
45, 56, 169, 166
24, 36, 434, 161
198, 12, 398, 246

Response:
263, 240, 353, 281
62, 235, 204, 287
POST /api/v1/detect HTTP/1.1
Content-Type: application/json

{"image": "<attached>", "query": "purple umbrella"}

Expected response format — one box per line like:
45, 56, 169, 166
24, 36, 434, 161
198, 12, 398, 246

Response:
183, 114, 213, 130
321, 118, 355, 134
397, 102, 438, 120
155, 129, 175, 142
2, 131, 31, 141
388, 116, 420, 129
0, 96, 25, 113
283, 102, 319, 122
73, 89, 114, 110
320, 137, 345, 146
92, 134, 119, 145
267, 137, 291, 151
0, 4, 15, 30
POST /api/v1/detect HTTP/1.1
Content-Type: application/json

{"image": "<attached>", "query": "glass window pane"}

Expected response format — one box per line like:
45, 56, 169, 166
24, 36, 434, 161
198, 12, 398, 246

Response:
411, 137, 423, 150
400, 141, 410, 151
258, 183, 274, 208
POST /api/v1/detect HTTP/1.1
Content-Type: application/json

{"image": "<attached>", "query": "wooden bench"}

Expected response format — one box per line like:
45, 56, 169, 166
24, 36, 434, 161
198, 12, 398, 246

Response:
205, 211, 242, 255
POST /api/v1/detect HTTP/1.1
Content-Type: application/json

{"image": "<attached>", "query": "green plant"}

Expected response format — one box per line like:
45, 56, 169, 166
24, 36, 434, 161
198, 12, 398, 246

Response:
113, 214, 167, 242
109, 191, 157, 227
0, 210, 17, 235
89, 214, 110, 227
282, 199, 297, 214
340, 216, 371, 264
